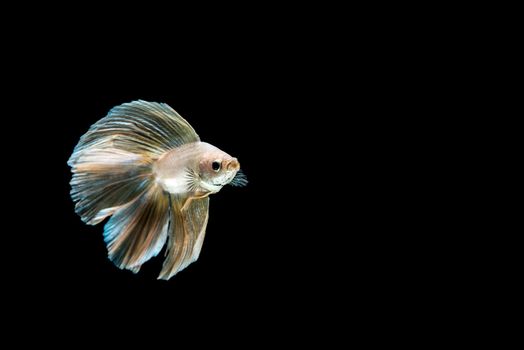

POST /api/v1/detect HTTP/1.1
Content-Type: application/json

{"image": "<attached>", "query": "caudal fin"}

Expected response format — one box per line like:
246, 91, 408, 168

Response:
69, 148, 153, 225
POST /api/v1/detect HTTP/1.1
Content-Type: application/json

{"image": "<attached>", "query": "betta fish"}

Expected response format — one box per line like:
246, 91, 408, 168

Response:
68, 100, 247, 279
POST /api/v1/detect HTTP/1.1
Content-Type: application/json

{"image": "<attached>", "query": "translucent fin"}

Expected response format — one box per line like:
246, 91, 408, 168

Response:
70, 148, 153, 225
158, 196, 210, 280
68, 100, 200, 224
103, 186, 170, 271
68, 100, 207, 276
183, 197, 210, 264
68, 100, 200, 163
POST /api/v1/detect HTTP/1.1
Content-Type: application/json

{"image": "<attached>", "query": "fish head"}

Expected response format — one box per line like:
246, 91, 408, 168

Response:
197, 147, 241, 192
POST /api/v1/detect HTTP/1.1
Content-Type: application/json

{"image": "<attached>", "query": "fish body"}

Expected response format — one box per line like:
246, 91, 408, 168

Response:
68, 101, 247, 279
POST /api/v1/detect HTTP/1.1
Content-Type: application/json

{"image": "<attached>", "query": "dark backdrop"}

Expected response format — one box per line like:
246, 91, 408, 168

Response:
17, 60, 355, 320
7, 19, 429, 339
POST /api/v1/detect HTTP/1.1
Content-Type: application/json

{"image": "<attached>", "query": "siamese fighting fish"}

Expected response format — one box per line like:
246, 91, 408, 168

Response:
68, 100, 247, 280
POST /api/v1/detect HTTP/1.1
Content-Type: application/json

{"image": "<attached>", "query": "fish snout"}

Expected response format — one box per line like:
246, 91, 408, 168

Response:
226, 158, 240, 171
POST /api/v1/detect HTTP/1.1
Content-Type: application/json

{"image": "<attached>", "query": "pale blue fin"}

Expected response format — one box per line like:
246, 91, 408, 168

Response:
104, 186, 170, 271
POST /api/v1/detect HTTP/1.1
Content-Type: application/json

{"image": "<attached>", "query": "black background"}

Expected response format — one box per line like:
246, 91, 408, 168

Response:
5, 9, 442, 340
17, 58, 355, 320
17, 70, 415, 333
16, 61, 384, 319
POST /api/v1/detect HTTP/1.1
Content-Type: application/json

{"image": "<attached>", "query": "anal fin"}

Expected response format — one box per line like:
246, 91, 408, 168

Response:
158, 196, 210, 279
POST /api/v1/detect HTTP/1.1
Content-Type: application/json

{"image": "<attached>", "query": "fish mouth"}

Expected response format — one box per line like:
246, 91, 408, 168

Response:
227, 158, 240, 171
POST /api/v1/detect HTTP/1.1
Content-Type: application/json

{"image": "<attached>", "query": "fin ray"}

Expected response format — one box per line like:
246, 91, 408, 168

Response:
69, 100, 200, 163
158, 196, 210, 279
104, 186, 170, 271
68, 101, 212, 278
70, 148, 153, 224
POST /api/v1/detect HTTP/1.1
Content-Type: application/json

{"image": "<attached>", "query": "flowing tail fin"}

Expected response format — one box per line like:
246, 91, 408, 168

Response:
68, 101, 201, 273
69, 148, 153, 225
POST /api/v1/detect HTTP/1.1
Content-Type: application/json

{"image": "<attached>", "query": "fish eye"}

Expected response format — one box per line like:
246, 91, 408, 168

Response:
212, 160, 221, 172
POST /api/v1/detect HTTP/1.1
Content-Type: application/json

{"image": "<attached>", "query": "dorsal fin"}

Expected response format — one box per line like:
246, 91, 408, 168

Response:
68, 100, 200, 165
